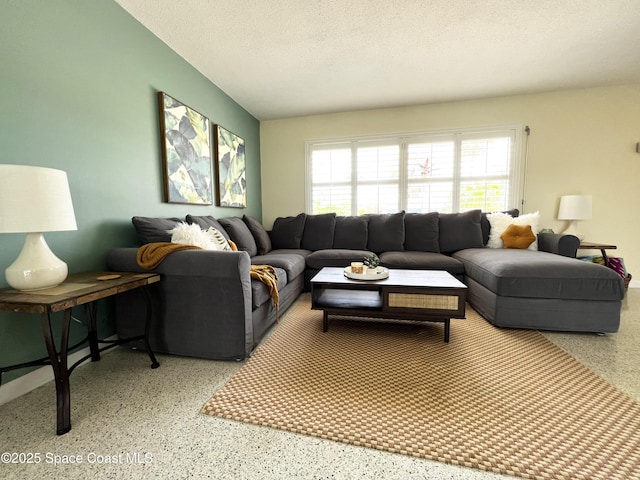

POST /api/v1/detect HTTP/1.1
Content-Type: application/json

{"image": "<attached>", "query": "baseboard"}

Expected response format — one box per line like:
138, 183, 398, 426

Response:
0, 335, 118, 407
629, 279, 640, 288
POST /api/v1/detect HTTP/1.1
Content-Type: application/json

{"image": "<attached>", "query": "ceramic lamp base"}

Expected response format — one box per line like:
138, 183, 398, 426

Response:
5, 232, 68, 291
561, 220, 585, 242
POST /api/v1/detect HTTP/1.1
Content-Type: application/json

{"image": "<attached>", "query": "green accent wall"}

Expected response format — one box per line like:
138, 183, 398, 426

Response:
0, 0, 261, 383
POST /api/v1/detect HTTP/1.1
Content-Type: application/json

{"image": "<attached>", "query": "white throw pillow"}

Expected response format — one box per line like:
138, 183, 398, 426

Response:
168, 222, 215, 250
486, 212, 514, 249
206, 227, 232, 251
487, 211, 540, 250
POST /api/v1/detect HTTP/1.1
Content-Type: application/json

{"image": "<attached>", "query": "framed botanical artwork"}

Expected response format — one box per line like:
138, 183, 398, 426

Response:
158, 91, 213, 205
214, 124, 246, 208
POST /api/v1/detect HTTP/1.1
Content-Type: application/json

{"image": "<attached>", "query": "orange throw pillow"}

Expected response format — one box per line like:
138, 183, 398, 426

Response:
500, 224, 536, 249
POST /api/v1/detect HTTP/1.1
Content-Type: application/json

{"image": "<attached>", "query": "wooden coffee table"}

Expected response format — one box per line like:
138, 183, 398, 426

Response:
310, 267, 467, 342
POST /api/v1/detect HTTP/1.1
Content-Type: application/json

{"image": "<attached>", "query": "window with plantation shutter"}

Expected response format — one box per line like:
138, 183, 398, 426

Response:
458, 133, 513, 212
308, 144, 352, 215
356, 142, 400, 214
406, 135, 455, 213
306, 125, 522, 215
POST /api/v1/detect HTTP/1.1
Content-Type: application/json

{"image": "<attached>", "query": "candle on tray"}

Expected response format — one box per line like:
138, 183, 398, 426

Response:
351, 262, 364, 274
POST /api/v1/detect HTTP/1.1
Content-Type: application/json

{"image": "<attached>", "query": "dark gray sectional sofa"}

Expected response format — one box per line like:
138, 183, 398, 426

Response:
106, 209, 625, 361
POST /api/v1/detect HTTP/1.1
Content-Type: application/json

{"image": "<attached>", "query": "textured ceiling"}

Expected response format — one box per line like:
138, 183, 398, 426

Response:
116, 0, 640, 120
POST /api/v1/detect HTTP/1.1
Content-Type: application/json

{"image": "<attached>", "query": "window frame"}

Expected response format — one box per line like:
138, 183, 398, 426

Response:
305, 124, 524, 215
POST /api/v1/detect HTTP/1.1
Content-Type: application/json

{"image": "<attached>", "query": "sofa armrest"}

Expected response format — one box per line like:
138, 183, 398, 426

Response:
537, 233, 579, 258
107, 247, 251, 278
106, 247, 255, 360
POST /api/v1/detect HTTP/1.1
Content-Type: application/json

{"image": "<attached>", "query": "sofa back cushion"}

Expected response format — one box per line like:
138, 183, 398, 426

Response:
132, 216, 181, 244
306, 249, 374, 270
366, 212, 405, 253
438, 209, 484, 253
301, 213, 337, 251
403, 212, 440, 252
218, 217, 258, 256
269, 213, 307, 249
186, 215, 230, 240
243, 215, 272, 255
333, 216, 369, 249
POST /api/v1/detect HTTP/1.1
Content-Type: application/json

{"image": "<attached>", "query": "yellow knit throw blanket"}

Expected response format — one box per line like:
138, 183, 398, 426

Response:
136, 242, 202, 270
136, 242, 280, 319
250, 265, 280, 321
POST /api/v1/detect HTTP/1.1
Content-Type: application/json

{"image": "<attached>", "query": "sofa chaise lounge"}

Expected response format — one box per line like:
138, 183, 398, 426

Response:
106, 210, 625, 361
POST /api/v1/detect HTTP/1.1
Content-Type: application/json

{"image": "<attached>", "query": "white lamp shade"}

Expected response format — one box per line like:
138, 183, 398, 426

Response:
557, 195, 592, 220
0, 164, 77, 233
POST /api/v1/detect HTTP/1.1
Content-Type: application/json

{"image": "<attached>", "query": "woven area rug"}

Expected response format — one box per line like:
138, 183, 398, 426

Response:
201, 296, 640, 479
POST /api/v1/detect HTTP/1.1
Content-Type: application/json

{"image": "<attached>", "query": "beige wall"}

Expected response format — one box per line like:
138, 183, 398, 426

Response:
260, 84, 640, 285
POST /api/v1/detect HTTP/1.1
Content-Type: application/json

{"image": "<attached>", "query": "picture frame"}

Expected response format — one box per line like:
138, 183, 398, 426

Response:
214, 124, 246, 208
158, 91, 213, 205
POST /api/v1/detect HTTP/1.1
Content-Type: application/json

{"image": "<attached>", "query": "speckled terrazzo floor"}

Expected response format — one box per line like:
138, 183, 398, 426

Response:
0, 290, 638, 480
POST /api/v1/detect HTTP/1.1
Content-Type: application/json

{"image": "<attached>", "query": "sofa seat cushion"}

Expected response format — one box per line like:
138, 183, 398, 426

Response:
267, 248, 312, 258
306, 249, 373, 270
453, 248, 625, 301
379, 251, 465, 275
251, 266, 287, 309
251, 252, 307, 281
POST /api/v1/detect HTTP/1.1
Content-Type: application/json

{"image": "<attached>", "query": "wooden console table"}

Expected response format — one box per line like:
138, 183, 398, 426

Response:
0, 272, 160, 435
578, 241, 617, 268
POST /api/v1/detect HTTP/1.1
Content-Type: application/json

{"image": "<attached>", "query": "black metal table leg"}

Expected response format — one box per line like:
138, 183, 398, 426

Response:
444, 319, 450, 343
323, 311, 329, 332
42, 309, 72, 435
85, 302, 101, 362
140, 286, 160, 369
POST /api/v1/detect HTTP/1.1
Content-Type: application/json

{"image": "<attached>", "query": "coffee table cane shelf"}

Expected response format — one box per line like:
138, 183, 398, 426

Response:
0, 272, 160, 435
311, 268, 467, 343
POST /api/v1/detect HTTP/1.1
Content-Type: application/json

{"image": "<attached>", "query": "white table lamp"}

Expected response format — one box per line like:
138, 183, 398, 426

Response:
0, 165, 77, 291
557, 194, 592, 241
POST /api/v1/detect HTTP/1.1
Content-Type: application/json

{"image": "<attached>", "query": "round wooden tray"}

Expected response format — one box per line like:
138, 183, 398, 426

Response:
343, 266, 389, 281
